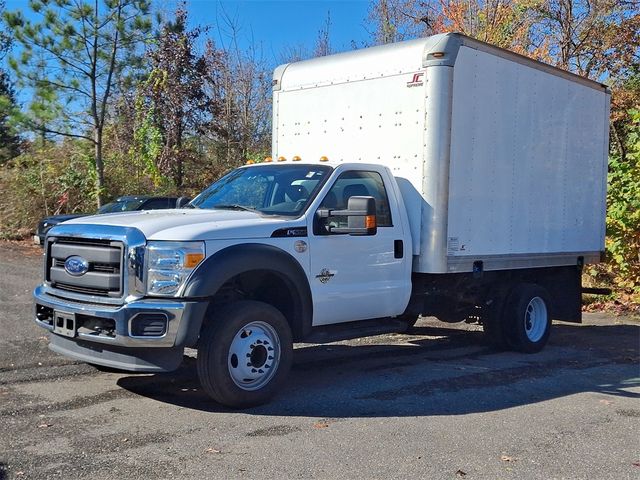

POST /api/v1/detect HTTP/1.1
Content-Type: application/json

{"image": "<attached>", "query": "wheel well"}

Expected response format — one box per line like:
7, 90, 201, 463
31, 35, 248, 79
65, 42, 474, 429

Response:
205, 270, 302, 340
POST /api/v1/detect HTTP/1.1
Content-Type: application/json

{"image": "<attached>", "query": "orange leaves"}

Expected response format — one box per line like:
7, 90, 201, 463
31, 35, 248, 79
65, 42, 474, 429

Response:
369, 0, 638, 84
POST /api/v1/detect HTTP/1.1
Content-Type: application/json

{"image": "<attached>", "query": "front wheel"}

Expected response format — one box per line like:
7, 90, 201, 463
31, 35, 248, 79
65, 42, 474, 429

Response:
503, 284, 552, 353
196, 301, 293, 408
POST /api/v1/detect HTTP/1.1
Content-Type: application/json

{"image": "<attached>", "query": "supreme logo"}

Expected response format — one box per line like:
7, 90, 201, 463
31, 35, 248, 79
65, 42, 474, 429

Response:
406, 72, 424, 87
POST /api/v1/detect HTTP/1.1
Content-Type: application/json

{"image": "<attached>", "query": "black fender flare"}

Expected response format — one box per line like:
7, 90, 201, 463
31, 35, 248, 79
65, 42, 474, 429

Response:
181, 243, 313, 343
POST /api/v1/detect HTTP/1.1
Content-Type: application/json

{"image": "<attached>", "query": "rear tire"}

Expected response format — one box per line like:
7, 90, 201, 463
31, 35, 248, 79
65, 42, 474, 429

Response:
196, 301, 293, 408
502, 284, 552, 353
481, 298, 509, 350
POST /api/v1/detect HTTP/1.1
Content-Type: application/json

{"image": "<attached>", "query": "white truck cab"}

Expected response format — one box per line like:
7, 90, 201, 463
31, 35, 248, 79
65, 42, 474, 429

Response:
34, 33, 610, 408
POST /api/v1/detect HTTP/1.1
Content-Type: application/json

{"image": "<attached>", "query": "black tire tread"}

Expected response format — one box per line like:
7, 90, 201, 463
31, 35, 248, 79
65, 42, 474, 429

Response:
196, 301, 293, 408
481, 288, 510, 349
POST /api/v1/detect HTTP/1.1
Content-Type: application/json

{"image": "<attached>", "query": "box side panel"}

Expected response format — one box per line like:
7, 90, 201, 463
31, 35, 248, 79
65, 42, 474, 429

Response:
274, 73, 428, 253
446, 46, 608, 272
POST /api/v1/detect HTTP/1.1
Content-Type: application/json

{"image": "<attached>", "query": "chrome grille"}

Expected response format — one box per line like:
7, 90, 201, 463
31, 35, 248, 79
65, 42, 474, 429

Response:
46, 237, 124, 298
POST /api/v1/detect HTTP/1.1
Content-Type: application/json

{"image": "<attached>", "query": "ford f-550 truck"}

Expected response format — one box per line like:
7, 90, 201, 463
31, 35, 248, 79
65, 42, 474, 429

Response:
33, 33, 610, 408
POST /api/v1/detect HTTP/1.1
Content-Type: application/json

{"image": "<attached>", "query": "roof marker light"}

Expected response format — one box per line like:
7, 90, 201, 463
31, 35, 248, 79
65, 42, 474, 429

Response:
278, 156, 287, 162
264, 156, 273, 162
292, 155, 301, 161
319, 156, 329, 162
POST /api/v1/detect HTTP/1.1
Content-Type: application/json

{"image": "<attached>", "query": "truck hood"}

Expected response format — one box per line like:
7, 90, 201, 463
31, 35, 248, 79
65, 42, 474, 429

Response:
63, 208, 299, 241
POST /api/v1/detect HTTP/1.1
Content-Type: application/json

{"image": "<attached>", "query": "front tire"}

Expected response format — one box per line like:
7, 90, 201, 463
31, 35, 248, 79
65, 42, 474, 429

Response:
196, 300, 293, 408
502, 284, 552, 353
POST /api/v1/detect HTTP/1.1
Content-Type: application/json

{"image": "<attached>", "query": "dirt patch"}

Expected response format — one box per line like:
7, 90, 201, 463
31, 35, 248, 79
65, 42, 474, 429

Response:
616, 409, 640, 418
246, 425, 301, 437
0, 239, 43, 257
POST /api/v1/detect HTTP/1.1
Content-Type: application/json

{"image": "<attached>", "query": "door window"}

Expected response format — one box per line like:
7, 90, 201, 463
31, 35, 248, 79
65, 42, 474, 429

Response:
318, 171, 392, 232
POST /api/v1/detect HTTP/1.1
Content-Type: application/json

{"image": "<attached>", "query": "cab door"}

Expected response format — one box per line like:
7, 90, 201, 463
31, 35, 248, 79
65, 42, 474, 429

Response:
306, 167, 411, 326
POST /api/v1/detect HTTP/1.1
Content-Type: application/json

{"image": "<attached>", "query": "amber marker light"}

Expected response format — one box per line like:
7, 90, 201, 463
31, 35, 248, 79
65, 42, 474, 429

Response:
184, 252, 205, 268
365, 215, 377, 229
245, 159, 255, 165
264, 156, 273, 162
278, 156, 287, 162
432, 52, 445, 58
319, 156, 329, 162
292, 155, 301, 161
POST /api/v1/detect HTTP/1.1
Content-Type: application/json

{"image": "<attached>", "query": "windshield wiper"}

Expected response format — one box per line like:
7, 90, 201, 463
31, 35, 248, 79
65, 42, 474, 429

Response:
212, 204, 259, 213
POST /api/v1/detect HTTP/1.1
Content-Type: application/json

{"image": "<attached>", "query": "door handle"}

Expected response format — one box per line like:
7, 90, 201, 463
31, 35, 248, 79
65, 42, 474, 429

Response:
394, 240, 403, 259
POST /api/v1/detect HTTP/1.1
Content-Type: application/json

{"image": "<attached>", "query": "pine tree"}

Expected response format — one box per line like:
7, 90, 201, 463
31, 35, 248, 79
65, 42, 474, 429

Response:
4, 0, 153, 206
0, 0, 20, 163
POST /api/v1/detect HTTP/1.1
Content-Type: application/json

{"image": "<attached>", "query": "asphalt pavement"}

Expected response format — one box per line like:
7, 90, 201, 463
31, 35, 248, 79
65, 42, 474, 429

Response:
0, 241, 639, 480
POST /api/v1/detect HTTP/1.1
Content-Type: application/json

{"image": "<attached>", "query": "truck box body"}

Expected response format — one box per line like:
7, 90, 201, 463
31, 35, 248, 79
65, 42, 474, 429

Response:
273, 33, 610, 274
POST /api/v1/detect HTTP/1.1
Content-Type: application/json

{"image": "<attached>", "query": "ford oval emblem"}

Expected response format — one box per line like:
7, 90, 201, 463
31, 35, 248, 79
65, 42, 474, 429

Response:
64, 256, 89, 276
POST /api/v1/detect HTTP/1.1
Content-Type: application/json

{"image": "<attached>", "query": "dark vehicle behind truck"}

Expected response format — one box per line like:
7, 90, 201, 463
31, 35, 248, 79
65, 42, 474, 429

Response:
34, 196, 180, 245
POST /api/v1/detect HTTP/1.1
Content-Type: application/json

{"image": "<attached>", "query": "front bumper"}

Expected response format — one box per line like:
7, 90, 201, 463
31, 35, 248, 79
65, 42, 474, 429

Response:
33, 285, 208, 371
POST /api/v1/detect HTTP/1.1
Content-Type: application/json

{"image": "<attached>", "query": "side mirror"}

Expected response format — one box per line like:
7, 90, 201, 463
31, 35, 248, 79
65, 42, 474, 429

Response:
176, 197, 191, 208
317, 196, 377, 236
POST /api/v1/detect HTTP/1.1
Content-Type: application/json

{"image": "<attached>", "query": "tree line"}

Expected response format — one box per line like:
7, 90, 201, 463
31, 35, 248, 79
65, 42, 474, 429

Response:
0, 0, 637, 301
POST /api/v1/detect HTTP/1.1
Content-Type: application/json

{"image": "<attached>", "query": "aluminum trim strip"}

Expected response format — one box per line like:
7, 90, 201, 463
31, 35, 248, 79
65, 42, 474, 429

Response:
446, 251, 600, 272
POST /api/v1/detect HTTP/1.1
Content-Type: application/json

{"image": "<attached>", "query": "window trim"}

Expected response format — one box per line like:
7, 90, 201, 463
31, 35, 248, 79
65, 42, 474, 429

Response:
314, 169, 394, 236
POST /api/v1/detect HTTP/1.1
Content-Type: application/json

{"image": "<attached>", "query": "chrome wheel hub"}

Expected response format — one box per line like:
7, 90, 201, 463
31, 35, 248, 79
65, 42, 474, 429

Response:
524, 296, 547, 342
227, 321, 281, 391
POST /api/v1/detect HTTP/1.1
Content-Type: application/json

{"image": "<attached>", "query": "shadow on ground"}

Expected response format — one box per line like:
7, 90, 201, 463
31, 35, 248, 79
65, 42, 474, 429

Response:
117, 323, 640, 418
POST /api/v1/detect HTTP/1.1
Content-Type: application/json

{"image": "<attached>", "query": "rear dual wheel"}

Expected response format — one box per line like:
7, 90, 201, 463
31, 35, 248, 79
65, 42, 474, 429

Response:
484, 283, 552, 353
197, 301, 293, 408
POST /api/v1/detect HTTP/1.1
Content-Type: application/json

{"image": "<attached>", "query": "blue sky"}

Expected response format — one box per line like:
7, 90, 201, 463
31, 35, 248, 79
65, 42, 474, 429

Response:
6, 0, 374, 66
191, 1, 373, 62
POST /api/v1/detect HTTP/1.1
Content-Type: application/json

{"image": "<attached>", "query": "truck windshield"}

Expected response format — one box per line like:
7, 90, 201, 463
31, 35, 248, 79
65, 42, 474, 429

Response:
190, 164, 332, 216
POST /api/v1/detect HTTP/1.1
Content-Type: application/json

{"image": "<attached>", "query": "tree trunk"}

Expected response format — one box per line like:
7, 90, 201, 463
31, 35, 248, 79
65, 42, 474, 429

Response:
176, 129, 183, 188
611, 122, 626, 161
94, 127, 104, 208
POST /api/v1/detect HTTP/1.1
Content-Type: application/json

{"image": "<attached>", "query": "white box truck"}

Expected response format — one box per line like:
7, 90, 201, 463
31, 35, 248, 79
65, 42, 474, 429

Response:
34, 33, 610, 408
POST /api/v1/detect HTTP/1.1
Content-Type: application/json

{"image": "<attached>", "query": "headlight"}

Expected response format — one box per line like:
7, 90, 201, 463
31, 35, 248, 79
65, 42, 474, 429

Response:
146, 241, 205, 296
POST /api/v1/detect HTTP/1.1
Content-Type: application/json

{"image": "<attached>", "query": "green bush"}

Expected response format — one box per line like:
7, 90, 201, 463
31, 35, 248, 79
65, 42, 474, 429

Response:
606, 110, 640, 294
0, 133, 244, 240
586, 109, 640, 305
0, 141, 96, 239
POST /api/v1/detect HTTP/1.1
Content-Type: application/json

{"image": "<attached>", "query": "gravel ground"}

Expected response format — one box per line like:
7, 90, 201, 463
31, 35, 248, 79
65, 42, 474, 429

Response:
0, 241, 638, 480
